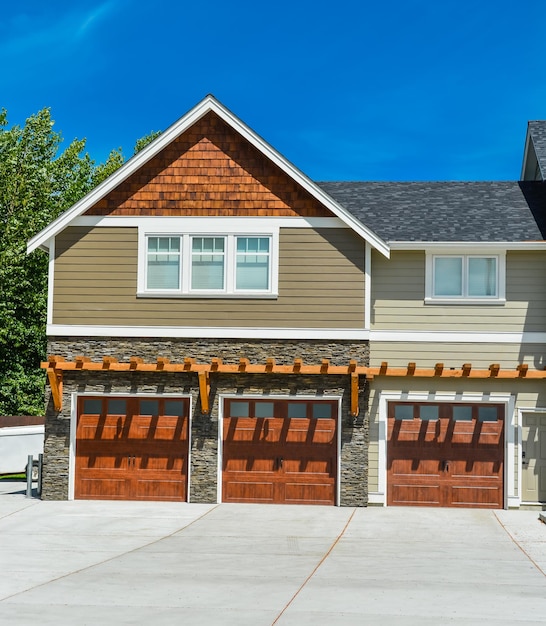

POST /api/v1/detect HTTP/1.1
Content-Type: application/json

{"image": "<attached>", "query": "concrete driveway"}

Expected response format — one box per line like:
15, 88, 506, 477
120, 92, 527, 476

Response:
1, 480, 546, 625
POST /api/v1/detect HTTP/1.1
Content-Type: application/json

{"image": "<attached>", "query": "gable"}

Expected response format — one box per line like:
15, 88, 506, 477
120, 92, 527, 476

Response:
27, 95, 389, 256
85, 112, 333, 218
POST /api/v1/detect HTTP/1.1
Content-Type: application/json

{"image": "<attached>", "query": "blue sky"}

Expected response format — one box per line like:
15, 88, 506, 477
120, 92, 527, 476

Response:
2, 0, 546, 181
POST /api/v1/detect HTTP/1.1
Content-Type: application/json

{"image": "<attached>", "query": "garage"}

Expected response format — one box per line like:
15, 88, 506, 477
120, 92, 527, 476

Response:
75, 396, 190, 501
222, 398, 338, 505
387, 402, 504, 508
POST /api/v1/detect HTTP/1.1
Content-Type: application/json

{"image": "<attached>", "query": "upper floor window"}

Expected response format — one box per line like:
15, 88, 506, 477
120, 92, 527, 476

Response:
425, 251, 505, 304
139, 229, 277, 298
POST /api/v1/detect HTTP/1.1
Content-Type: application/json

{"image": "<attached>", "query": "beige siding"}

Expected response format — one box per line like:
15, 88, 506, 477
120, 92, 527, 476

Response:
371, 250, 546, 332
370, 341, 546, 369
53, 226, 365, 328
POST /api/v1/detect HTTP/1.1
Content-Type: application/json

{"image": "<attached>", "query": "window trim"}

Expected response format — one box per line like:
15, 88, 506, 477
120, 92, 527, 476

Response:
425, 250, 506, 304
138, 225, 279, 298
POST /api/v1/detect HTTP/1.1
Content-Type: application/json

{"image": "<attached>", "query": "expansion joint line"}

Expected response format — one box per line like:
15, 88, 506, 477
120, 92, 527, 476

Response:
493, 511, 546, 578
271, 508, 357, 625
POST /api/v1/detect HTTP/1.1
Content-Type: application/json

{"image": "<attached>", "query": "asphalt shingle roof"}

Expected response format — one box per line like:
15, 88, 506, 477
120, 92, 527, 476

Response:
317, 181, 546, 243
529, 121, 546, 180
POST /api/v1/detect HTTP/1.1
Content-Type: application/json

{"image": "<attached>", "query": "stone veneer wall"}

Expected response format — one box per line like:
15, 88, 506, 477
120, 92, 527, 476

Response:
44, 337, 370, 505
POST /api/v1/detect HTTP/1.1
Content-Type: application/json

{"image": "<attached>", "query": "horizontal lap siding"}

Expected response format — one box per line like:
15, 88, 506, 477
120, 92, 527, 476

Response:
53, 227, 365, 328
370, 342, 546, 369
372, 250, 546, 332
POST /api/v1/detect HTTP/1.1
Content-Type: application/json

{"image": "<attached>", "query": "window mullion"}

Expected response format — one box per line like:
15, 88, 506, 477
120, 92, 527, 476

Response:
226, 235, 234, 293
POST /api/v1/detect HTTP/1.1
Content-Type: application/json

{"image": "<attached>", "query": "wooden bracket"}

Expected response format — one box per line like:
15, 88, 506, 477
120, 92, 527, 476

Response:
517, 364, 529, 378
265, 358, 275, 373
320, 359, 330, 374
434, 363, 444, 376
102, 356, 118, 369
350, 372, 359, 417
293, 358, 302, 373
379, 362, 388, 375
47, 368, 63, 412
462, 363, 472, 377
198, 371, 210, 414
407, 362, 416, 376
238, 358, 249, 372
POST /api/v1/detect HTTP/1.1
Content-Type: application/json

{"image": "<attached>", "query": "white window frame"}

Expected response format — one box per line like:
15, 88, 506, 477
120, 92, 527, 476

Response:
137, 222, 279, 298
425, 250, 506, 304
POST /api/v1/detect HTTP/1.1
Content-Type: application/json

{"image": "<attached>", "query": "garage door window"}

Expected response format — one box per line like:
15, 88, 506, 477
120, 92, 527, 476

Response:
453, 406, 473, 421
225, 399, 338, 419
420, 405, 439, 421
140, 399, 159, 415
108, 398, 126, 414
83, 398, 102, 414
479, 406, 498, 422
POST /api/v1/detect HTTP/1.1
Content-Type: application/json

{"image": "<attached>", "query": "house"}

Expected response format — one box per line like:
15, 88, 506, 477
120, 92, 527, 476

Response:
27, 96, 546, 508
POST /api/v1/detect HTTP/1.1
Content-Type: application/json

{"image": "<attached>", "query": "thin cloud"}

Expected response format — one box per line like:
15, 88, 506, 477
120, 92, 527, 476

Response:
0, 2, 120, 58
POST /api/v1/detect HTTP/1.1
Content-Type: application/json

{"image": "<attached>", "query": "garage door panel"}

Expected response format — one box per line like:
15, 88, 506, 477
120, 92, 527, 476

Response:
285, 482, 334, 505
77, 415, 127, 440
222, 399, 338, 505
132, 478, 186, 501
390, 484, 441, 506
77, 477, 129, 499
388, 402, 504, 508
448, 485, 502, 507
224, 480, 275, 503
75, 396, 189, 501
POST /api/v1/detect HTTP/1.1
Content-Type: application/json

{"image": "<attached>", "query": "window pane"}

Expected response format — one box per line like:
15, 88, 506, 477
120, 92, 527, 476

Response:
394, 405, 413, 420
434, 257, 462, 296
107, 399, 126, 415
479, 406, 498, 422
139, 400, 159, 416
191, 237, 225, 290
420, 405, 439, 421
255, 402, 275, 418
468, 257, 497, 296
164, 400, 185, 416
287, 403, 307, 418
229, 401, 249, 417
453, 406, 473, 421
236, 237, 270, 290
83, 399, 102, 414
147, 237, 180, 290
313, 403, 332, 419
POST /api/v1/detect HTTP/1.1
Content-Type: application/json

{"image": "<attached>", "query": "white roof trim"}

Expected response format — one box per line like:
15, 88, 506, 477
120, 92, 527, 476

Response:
27, 95, 390, 257
389, 241, 546, 250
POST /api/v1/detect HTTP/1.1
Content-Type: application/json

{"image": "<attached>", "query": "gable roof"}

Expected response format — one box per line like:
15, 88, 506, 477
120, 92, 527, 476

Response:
318, 181, 546, 244
522, 121, 546, 181
27, 95, 390, 257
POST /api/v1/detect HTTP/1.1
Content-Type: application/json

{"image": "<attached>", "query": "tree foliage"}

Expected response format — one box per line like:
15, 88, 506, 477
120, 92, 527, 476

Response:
0, 109, 160, 415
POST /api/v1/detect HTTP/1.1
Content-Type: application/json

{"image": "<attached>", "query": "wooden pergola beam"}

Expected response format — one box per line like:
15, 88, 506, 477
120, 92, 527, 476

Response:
42, 357, 546, 378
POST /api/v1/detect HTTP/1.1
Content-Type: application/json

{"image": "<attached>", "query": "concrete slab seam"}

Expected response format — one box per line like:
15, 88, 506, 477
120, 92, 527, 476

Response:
271, 507, 357, 625
493, 511, 546, 578
0, 503, 221, 604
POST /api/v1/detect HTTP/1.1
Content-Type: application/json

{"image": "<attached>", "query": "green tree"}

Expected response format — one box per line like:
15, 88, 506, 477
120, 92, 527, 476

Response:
0, 109, 159, 415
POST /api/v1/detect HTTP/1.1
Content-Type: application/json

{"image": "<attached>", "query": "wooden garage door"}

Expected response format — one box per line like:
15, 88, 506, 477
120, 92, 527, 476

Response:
222, 399, 338, 505
75, 396, 190, 501
388, 402, 504, 508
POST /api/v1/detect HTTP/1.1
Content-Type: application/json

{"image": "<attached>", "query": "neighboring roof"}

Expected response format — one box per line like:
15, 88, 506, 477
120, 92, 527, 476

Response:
527, 121, 546, 180
27, 95, 389, 258
317, 181, 546, 243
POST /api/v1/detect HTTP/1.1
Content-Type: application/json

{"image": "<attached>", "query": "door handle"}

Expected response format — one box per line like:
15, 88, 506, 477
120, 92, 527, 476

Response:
278, 457, 283, 469
442, 460, 449, 472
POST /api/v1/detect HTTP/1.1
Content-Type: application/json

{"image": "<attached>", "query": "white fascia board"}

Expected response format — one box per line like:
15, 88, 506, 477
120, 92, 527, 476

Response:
389, 241, 546, 251
27, 94, 390, 258
47, 324, 369, 341
370, 330, 546, 343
